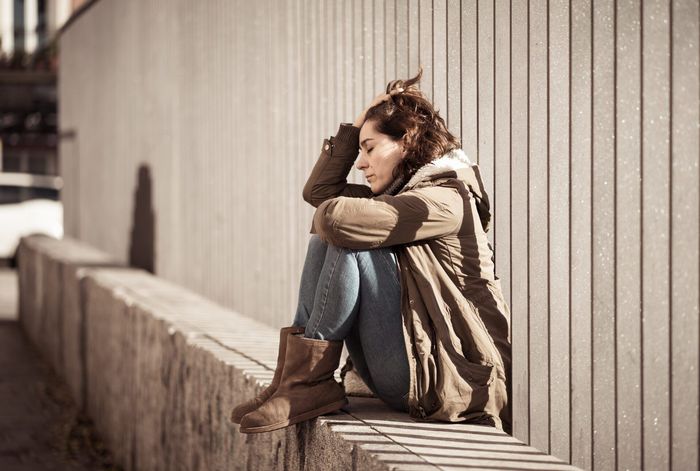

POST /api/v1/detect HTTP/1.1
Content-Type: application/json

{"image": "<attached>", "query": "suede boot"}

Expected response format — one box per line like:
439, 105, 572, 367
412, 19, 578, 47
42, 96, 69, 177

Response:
229, 326, 305, 424
239, 333, 348, 433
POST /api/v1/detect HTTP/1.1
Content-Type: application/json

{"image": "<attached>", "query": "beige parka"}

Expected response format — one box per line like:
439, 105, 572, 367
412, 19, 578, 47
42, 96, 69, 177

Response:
303, 124, 512, 433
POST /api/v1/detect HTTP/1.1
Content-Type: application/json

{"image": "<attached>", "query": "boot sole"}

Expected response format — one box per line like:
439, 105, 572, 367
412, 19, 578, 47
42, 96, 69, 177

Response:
239, 398, 349, 434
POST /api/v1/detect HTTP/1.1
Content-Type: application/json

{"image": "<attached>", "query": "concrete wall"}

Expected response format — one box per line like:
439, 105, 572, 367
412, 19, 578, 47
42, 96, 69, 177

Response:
57, 1, 699, 469
16, 235, 394, 471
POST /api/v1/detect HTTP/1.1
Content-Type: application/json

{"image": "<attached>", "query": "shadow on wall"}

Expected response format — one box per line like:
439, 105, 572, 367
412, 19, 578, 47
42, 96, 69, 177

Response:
128, 163, 156, 273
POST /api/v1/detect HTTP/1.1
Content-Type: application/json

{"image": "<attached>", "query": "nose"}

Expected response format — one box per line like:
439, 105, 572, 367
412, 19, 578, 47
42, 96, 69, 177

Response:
355, 151, 368, 171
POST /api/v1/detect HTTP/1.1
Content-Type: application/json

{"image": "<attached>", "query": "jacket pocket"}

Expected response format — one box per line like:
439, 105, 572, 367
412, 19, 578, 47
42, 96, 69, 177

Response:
452, 353, 495, 388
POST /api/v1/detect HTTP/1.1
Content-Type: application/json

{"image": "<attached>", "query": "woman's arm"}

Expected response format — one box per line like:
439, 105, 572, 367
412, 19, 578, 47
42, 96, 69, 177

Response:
312, 185, 463, 249
302, 123, 373, 208
303, 90, 403, 207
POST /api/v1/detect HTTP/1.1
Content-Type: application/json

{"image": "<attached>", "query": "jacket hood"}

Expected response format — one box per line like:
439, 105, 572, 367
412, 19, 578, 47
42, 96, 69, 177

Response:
398, 148, 493, 233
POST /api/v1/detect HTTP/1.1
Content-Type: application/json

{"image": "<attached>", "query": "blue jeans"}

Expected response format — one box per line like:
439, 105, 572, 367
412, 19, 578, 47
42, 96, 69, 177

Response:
291, 235, 410, 412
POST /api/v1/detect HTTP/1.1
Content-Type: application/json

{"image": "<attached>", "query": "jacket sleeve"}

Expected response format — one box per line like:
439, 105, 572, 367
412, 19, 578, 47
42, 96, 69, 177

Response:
312, 185, 463, 249
302, 123, 374, 208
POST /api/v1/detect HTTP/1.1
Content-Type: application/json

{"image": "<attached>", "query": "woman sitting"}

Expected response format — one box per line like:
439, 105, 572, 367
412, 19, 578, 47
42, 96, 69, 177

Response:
231, 68, 512, 436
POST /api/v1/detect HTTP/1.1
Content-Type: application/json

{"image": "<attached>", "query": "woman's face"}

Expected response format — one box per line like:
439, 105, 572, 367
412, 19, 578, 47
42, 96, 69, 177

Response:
356, 120, 406, 195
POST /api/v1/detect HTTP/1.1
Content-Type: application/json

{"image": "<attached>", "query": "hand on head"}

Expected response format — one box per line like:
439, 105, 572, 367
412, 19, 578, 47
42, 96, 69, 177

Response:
352, 67, 424, 129
353, 88, 404, 129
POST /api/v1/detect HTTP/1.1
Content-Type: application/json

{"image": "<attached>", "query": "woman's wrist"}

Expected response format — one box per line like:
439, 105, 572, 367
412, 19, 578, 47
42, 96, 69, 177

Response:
332, 123, 361, 150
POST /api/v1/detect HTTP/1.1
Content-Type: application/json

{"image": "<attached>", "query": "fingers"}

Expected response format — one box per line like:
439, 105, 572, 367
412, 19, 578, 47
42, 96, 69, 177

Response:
362, 87, 405, 119
373, 88, 403, 105
368, 93, 389, 107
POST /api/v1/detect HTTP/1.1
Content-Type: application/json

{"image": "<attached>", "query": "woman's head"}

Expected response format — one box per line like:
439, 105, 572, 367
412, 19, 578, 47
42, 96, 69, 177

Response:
355, 67, 461, 194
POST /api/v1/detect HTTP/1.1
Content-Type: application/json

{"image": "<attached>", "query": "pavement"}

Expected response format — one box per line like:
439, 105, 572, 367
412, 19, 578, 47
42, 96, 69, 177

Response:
0, 268, 119, 471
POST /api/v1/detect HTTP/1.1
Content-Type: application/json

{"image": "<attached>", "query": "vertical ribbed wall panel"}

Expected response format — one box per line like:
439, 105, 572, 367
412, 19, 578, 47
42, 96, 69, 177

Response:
509, 0, 530, 447
58, 1, 699, 469
528, 0, 549, 453
433, 0, 447, 120
477, 0, 495, 246
548, 0, 570, 461
616, 1, 643, 470
493, 0, 510, 305
592, 1, 616, 469
642, 1, 672, 469
446, 0, 461, 138
570, 1, 593, 468
670, 3, 699, 471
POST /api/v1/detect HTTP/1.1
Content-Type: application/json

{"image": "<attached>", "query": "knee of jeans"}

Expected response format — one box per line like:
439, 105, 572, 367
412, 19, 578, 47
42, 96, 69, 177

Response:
309, 234, 327, 249
356, 245, 397, 264
325, 240, 354, 251
325, 241, 390, 256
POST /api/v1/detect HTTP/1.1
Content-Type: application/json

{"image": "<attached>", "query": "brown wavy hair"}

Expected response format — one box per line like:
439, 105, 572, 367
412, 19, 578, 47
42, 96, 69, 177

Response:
363, 66, 461, 184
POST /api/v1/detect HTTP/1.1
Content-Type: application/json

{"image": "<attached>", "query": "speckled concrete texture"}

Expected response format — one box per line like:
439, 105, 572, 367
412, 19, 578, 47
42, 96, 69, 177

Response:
17, 235, 121, 411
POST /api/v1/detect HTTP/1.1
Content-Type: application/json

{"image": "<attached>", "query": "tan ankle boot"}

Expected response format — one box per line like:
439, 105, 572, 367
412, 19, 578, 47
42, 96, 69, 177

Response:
239, 333, 348, 433
229, 326, 305, 424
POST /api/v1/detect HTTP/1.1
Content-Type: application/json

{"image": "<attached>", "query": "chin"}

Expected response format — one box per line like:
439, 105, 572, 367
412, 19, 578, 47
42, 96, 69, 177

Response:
369, 180, 388, 195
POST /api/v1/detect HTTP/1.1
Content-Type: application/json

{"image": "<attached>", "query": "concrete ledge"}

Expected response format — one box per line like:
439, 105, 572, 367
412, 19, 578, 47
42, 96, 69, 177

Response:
18, 235, 581, 470
17, 235, 119, 409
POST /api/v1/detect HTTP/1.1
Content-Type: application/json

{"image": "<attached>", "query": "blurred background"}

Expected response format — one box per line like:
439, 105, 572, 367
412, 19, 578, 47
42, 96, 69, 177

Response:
0, 0, 87, 263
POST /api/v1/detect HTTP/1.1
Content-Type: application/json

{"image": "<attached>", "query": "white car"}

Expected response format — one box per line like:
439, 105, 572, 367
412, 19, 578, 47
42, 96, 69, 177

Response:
0, 172, 63, 260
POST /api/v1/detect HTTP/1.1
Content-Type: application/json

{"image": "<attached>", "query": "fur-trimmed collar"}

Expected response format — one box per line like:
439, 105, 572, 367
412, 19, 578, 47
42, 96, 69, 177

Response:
380, 148, 492, 232
382, 148, 474, 196
402, 148, 473, 190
